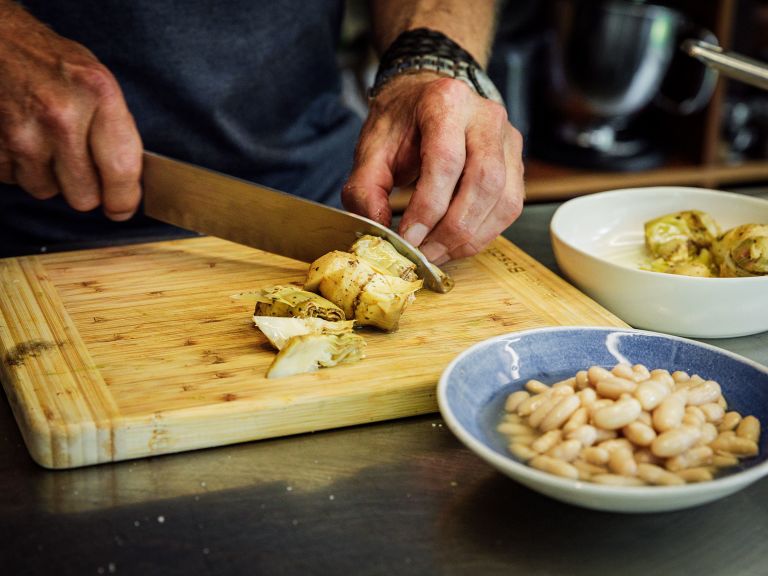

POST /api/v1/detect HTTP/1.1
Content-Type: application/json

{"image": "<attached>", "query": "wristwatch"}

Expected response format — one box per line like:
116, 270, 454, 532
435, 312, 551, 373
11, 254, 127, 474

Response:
369, 28, 504, 105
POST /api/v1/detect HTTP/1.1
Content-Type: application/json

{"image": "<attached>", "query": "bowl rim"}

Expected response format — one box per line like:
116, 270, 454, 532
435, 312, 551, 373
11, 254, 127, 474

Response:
549, 186, 768, 284
437, 325, 768, 501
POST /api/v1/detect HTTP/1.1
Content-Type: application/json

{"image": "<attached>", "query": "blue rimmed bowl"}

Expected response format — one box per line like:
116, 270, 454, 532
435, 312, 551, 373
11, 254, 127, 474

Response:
437, 326, 768, 513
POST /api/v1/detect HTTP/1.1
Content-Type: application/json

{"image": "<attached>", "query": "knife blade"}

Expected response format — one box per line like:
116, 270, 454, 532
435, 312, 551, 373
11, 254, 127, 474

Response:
142, 151, 453, 293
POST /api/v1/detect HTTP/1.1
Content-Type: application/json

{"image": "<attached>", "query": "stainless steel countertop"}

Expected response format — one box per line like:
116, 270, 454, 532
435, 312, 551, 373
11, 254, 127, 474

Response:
2, 194, 767, 576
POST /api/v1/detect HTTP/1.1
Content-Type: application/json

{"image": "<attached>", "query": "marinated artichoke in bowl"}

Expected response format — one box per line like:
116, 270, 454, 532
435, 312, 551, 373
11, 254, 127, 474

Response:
643, 210, 767, 278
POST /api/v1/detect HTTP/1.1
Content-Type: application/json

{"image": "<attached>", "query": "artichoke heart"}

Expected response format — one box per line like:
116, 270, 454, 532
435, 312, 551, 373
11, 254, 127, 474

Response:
713, 223, 768, 277
305, 251, 422, 331
644, 210, 720, 264
253, 315, 356, 350
266, 332, 366, 379
245, 285, 345, 320
351, 234, 419, 281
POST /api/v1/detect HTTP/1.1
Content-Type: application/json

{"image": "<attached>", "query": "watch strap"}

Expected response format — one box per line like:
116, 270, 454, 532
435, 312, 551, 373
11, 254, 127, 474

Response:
370, 27, 501, 103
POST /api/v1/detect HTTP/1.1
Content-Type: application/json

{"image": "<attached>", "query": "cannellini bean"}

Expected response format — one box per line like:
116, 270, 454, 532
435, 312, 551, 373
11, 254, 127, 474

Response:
562, 407, 589, 434
577, 388, 597, 407
652, 391, 687, 432
675, 467, 714, 483
671, 370, 691, 384
596, 376, 636, 400
525, 379, 550, 394
497, 422, 534, 436
665, 446, 713, 471
611, 363, 635, 380
597, 438, 633, 453
592, 398, 642, 430
581, 446, 610, 465
552, 377, 576, 390
710, 434, 759, 457
540, 395, 582, 432
505, 390, 530, 413
531, 430, 562, 454
591, 474, 646, 486
637, 411, 653, 426
712, 453, 739, 468
517, 393, 551, 416
637, 463, 685, 486
632, 364, 652, 382
623, 421, 656, 447
651, 426, 701, 458
608, 446, 637, 477
572, 459, 608, 479
697, 423, 718, 447
566, 424, 598, 447
528, 395, 561, 429
635, 379, 670, 411
509, 442, 537, 461
529, 455, 579, 479
718, 411, 742, 432
546, 439, 582, 462
575, 370, 590, 390
736, 415, 761, 443
633, 448, 661, 465
594, 428, 618, 442
587, 366, 612, 387
700, 403, 725, 424
687, 380, 722, 406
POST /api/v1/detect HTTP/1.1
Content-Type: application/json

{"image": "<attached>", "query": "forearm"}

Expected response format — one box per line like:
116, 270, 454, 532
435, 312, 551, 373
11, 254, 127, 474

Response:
369, 0, 498, 67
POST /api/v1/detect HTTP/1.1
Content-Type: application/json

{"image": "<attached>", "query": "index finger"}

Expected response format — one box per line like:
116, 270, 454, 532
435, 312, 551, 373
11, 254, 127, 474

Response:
89, 92, 143, 221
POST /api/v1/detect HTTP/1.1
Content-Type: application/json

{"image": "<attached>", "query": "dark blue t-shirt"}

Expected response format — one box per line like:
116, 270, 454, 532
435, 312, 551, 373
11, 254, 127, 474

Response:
1, 0, 362, 256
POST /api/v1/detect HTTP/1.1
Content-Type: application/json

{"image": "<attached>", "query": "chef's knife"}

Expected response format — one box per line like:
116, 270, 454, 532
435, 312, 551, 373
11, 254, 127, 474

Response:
142, 151, 453, 293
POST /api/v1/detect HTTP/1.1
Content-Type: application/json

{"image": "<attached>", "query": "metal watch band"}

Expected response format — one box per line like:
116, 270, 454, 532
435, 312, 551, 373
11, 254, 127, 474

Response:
369, 27, 502, 103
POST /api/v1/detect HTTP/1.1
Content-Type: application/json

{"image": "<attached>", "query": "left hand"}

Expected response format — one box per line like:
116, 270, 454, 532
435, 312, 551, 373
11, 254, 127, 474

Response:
342, 73, 525, 265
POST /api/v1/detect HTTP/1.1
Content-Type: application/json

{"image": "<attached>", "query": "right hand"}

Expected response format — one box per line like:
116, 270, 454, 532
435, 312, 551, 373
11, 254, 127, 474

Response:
0, 6, 143, 220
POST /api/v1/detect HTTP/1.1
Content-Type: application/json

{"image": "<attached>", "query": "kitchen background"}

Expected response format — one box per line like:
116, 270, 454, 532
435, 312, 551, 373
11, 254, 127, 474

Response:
338, 0, 768, 204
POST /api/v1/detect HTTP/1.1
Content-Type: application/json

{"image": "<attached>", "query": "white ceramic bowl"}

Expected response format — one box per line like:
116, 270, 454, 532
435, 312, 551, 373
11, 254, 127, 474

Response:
550, 187, 768, 338
437, 327, 768, 513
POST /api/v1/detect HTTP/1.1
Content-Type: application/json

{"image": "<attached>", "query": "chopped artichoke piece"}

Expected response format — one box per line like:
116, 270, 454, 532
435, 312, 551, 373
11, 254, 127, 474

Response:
253, 316, 356, 350
266, 332, 366, 379
646, 248, 716, 277
244, 285, 345, 320
645, 210, 721, 264
351, 234, 419, 281
305, 251, 422, 331
713, 223, 768, 277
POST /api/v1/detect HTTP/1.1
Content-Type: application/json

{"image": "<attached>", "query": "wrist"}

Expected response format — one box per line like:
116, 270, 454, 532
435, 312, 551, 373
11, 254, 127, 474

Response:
369, 27, 503, 105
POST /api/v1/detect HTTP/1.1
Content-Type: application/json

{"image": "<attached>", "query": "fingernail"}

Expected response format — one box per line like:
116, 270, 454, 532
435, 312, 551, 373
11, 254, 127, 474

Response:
402, 223, 429, 247
433, 254, 450, 266
107, 210, 135, 222
420, 241, 447, 263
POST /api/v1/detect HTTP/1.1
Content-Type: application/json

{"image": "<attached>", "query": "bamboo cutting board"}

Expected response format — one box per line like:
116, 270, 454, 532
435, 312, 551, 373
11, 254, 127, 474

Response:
0, 236, 627, 469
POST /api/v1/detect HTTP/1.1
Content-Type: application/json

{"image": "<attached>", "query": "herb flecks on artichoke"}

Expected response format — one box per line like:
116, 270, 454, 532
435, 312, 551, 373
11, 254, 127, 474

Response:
713, 223, 768, 277
245, 285, 345, 321
305, 251, 423, 332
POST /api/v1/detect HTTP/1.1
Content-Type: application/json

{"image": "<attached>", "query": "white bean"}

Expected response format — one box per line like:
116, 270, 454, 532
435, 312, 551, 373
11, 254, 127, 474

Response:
623, 421, 656, 447
596, 376, 636, 400
635, 379, 670, 411
736, 415, 761, 443
592, 398, 642, 430
652, 391, 687, 432
525, 379, 550, 394
529, 455, 579, 479
546, 439, 582, 462
651, 426, 701, 458
687, 380, 722, 406
531, 430, 562, 454
566, 424, 598, 447
540, 395, 581, 432
638, 463, 685, 486
505, 390, 530, 413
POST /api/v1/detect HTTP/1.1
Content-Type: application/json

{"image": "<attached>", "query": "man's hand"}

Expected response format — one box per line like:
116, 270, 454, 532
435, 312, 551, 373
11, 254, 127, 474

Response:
342, 73, 524, 265
0, 4, 143, 220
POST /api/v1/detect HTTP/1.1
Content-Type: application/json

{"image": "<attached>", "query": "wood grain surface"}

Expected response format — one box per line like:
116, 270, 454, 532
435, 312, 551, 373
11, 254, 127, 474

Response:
0, 236, 627, 469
